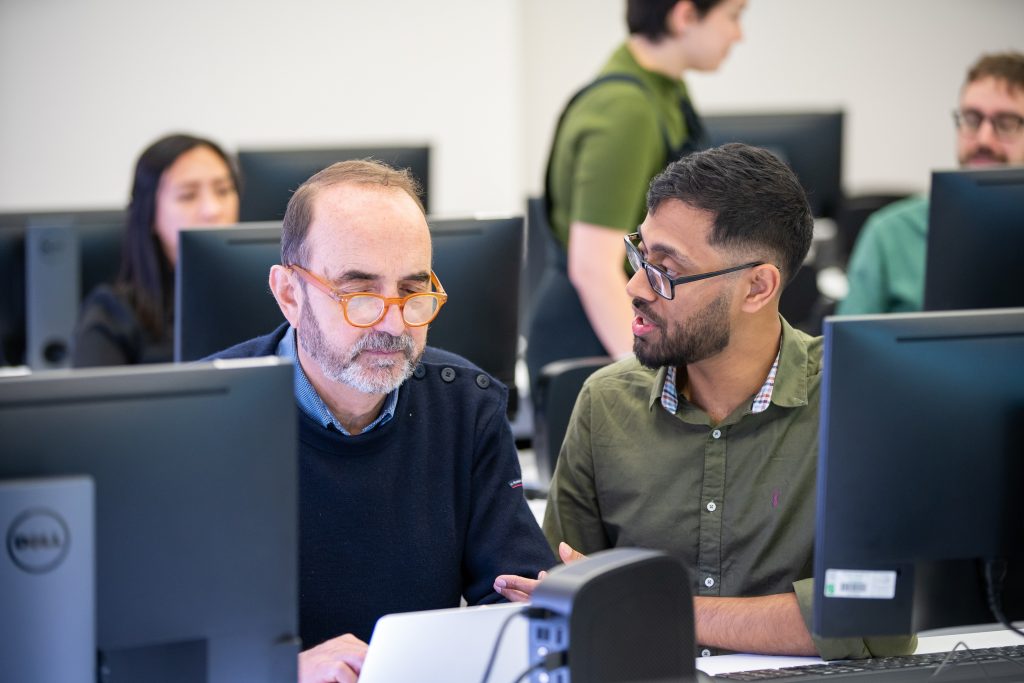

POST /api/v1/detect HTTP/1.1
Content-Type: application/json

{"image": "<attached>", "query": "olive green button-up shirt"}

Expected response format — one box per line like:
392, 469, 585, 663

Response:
543, 317, 915, 660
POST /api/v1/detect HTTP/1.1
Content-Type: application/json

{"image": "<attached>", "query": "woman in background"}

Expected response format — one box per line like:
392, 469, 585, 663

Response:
72, 133, 240, 366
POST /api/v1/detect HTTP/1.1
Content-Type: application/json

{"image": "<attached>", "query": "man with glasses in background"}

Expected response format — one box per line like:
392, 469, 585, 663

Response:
211, 159, 553, 683
496, 144, 914, 659
840, 51, 1024, 314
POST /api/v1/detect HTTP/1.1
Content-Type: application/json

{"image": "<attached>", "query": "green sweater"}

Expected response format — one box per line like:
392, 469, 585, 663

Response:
839, 196, 929, 315
544, 317, 915, 660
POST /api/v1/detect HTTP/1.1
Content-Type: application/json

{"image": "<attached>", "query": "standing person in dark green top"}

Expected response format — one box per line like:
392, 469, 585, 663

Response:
498, 145, 915, 660
526, 0, 746, 397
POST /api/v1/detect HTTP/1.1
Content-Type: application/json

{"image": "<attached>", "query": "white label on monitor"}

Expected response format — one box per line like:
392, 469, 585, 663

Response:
823, 569, 897, 599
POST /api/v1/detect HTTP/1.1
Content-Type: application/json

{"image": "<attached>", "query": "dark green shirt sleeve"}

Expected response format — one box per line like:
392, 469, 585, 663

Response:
794, 579, 918, 660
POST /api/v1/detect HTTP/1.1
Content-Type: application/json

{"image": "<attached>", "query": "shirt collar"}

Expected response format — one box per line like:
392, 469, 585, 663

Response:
276, 326, 399, 436
651, 316, 812, 415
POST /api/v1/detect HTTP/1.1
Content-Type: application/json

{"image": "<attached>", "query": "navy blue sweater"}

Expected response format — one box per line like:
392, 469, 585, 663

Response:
211, 325, 554, 646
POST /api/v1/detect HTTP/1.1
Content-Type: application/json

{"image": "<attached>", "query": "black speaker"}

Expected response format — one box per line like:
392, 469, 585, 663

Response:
528, 548, 697, 682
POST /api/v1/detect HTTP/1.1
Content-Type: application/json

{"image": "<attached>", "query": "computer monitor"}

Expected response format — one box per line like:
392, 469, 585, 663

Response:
704, 111, 844, 219
237, 145, 431, 221
176, 216, 524, 411
813, 308, 1024, 638
0, 208, 124, 367
925, 167, 1024, 312
174, 222, 285, 362
0, 359, 299, 683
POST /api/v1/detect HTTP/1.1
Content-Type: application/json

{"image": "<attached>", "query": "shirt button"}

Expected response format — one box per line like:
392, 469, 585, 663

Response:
701, 648, 712, 658
712, 429, 722, 439
706, 501, 717, 512
704, 576, 715, 588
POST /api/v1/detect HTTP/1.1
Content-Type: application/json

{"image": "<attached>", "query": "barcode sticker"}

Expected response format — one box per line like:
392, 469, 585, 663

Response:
823, 569, 897, 599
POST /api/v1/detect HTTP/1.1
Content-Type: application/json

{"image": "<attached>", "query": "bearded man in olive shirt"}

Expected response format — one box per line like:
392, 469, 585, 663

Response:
496, 144, 915, 660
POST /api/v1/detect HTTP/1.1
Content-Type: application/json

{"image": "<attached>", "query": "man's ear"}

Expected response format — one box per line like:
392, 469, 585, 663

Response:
740, 263, 783, 314
667, 0, 702, 36
269, 264, 303, 328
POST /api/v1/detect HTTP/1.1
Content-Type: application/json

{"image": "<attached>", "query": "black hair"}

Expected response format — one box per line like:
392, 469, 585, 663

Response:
646, 143, 813, 287
117, 133, 238, 338
626, 0, 726, 41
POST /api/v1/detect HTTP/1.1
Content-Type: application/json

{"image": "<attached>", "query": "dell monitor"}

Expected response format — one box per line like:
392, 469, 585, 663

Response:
813, 308, 1024, 638
0, 359, 299, 682
925, 167, 1024, 312
175, 216, 524, 412
704, 111, 844, 219
0, 208, 124, 367
237, 145, 430, 221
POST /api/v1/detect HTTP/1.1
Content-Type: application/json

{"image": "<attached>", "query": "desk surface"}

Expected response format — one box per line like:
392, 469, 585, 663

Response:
696, 625, 1024, 676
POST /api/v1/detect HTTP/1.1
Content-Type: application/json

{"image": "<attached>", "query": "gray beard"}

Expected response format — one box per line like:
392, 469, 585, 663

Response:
299, 297, 421, 395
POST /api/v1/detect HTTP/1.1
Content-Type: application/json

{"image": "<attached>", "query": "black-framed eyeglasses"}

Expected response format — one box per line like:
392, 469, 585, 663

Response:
953, 109, 1024, 140
624, 232, 763, 301
288, 264, 447, 327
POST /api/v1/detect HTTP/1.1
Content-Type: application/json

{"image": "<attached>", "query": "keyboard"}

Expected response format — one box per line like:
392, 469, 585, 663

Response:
709, 643, 1024, 681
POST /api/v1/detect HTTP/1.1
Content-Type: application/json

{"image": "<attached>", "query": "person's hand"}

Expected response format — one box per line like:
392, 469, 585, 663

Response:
298, 633, 369, 683
492, 542, 587, 601
493, 569, 548, 602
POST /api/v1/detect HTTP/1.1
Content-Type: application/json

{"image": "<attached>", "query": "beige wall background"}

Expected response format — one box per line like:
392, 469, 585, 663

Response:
2, 0, 1023, 214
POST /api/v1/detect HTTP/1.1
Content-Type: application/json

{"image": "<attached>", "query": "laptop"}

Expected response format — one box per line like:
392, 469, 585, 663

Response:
359, 602, 530, 683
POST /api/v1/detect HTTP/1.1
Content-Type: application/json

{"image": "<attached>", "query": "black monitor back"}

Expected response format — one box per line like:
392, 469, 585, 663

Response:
176, 216, 523, 402
814, 309, 1024, 638
704, 111, 844, 219
237, 145, 430, 221
0, 360, 298, 682
0, 208, 124, 367
174, 222, 284, 362
925, 167, 1024, 312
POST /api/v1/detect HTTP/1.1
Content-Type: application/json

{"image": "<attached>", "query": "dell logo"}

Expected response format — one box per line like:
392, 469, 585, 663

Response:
6, 509, 71, 574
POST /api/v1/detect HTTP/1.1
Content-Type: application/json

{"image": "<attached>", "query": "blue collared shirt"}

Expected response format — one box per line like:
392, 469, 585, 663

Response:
276, 326, 399, 436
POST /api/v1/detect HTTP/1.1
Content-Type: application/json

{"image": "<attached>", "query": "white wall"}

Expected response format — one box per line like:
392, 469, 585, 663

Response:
2, 0, 1024, 214
0, 0, 524, 215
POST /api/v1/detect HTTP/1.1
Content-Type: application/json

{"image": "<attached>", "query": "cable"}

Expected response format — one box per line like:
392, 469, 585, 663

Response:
931, 639, 1024, 680
479, 607, 565, 683
984, 559, 1024, 640
480, 606, 530, 683
507, 649, 569, 683
932, 641, 993, 680
508, 662, 544, 683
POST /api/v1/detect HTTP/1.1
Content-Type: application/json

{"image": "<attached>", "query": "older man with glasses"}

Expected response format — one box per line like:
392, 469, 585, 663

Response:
495, 143, 916, 660
840, 51, 1024, 315
210, 159, 553, 683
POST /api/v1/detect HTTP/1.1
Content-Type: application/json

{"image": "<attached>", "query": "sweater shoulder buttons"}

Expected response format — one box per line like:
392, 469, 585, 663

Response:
413, 364, 426, 379
440, 367, 456, 383
475, 373, 491, 389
